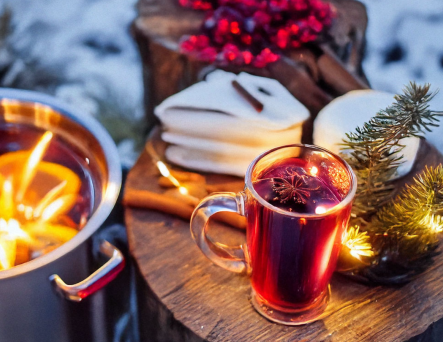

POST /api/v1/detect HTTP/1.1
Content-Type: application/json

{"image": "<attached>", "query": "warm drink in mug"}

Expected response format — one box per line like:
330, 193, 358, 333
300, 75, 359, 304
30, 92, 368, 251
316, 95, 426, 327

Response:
191, 145, 357, 325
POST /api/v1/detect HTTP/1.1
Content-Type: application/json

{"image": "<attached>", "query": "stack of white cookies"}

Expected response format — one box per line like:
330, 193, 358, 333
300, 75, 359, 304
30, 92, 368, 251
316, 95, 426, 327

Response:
155, 70, 310, 176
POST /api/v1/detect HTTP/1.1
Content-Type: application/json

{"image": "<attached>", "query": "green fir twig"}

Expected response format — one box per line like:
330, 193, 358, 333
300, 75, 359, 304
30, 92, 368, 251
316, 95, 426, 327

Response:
369, 166, 443, 264
342, 82, 443, 222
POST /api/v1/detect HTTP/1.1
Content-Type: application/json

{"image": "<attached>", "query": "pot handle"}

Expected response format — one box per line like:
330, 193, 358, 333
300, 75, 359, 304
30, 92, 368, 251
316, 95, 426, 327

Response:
49, 240, 125, 302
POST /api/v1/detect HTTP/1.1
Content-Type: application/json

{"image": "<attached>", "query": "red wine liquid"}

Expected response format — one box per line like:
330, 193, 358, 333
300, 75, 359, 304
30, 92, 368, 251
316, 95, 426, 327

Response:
247, 157, 352, 309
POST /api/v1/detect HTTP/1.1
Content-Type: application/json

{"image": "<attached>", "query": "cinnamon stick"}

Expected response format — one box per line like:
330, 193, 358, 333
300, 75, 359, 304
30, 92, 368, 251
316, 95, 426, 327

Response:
170, 170, 205, 183
212, 212, 246, 230
158, 176, 177, 188
232, 80, 264, 113
123, 189, 246, 229
287, 48, 320, 81
158, 176, 205, 189
317, 46, 369, 95
124, 189, 194, 220
267, 56, 332, 114
163, 188, 201, 207
159, 176, 244, 193
267, 56, 333, 144
205, 181, 245, 193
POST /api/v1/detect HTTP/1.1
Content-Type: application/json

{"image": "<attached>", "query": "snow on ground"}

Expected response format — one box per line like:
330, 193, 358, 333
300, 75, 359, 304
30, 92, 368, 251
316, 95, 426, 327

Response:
0, 0, 443, 163
359, 0, 443, 151
0, 0, 143, 167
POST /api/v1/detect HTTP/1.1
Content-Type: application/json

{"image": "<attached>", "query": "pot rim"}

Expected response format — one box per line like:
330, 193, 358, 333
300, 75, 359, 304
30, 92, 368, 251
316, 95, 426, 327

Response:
0, 88, 122, 279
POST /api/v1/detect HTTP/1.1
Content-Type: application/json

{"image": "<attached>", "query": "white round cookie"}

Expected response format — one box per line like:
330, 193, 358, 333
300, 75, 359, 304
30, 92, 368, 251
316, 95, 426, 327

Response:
313, 89, 420, 178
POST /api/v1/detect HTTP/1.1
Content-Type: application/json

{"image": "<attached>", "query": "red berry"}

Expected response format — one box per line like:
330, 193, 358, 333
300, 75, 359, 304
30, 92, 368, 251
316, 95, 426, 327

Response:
291, 40, 301, 48
180, 0, 335, 68
308, 15, 323, 33
179, 0, 213, 11
218, 19, 230, 35
253, 48, 279, 67
242, 50, 253, 64
253, 10, 271, 26
198, 47, 218, 62
241, 34, 252, 45
222, 43, 242, 63
290, 23, 299, 34
294, 0, 308, 11
195, 35, 210, 48
180, 36, 197, 53
276, 28, 289, 49
230, 21, 241, 34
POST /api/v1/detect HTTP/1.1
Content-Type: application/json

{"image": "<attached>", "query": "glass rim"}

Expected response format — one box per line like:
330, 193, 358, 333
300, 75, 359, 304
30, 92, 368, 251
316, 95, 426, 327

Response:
245, 144, 357, 219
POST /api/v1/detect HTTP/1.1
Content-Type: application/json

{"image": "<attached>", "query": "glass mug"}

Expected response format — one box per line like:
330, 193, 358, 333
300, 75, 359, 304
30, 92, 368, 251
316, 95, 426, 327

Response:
190, 144, 357, 325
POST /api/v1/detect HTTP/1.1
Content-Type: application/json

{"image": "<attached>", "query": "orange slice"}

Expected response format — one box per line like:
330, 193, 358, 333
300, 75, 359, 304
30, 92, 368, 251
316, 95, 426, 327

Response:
24, 222, 78, 243
0, 151, 81, 207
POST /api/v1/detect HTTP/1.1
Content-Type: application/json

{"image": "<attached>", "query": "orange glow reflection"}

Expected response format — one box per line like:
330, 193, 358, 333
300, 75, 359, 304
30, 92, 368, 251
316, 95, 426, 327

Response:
0, 132, 81, 270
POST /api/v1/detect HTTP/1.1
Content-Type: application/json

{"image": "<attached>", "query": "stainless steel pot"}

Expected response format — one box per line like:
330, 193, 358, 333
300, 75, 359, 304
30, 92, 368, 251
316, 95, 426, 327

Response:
0, 88, 123, 342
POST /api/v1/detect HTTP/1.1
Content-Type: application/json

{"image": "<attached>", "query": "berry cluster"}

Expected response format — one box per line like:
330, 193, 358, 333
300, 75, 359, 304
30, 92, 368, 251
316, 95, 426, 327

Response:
179, 0, 335, 67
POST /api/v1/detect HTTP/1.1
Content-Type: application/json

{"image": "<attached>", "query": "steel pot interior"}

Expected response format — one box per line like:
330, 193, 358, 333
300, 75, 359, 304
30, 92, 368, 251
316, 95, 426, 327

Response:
0, 88, 122, 280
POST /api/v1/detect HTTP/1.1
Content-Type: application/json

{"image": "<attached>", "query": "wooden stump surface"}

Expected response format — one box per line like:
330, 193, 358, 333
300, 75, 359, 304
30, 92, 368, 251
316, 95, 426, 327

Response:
125, 140, 443, 342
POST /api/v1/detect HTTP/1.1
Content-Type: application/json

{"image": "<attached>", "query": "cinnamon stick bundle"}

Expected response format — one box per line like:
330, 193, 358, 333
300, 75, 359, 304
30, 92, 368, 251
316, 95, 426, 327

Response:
123, 189, 246, 229
159, 176, 244, 193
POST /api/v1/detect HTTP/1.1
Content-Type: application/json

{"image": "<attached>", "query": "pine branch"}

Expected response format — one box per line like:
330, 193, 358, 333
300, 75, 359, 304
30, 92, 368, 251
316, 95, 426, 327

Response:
341, 83, 443, 220
374, 165, 443, 234
370, 165, 443, 262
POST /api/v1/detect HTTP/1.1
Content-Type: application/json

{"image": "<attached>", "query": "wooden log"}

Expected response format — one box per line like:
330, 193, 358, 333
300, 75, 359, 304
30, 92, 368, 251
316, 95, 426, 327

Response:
132, 0, 370, 139
126, 140, 443, 342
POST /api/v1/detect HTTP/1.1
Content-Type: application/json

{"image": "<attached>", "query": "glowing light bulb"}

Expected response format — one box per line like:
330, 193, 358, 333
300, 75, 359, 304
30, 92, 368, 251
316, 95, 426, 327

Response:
179, 186, 189, 195
310, 166, 319, 176
156, 161, 170, 177
315, 206, 327, 214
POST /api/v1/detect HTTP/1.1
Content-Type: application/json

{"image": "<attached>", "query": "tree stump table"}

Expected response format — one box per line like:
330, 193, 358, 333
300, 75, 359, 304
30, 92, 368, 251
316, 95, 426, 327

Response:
125, 141, 443, 342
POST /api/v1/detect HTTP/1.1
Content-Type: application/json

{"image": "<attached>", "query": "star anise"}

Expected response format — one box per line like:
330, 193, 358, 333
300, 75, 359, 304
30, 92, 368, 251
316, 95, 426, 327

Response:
272, 171, 318, 204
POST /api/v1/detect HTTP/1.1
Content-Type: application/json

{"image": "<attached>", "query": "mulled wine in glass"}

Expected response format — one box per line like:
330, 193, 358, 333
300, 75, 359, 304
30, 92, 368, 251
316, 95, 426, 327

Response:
191, 144, 356, 325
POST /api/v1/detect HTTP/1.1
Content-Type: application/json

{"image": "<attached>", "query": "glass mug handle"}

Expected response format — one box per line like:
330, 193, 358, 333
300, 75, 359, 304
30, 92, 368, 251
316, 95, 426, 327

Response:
190, 192, 250, 274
